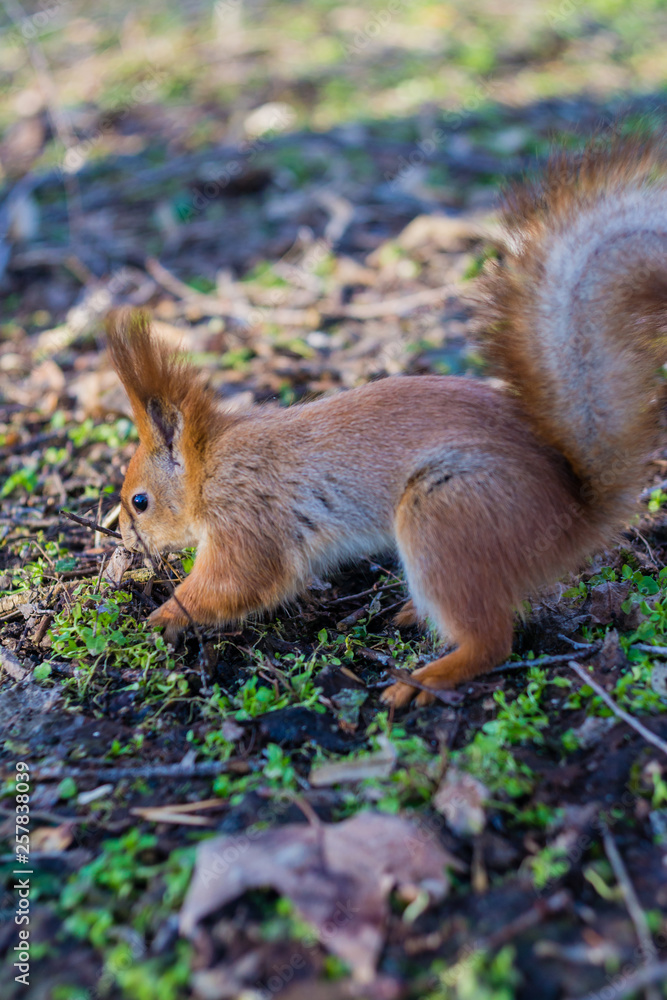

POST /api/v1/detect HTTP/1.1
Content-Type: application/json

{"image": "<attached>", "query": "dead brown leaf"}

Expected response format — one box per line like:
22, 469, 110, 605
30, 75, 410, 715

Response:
180, 811, 461, 981
30, 823, 75, 853
433, 768, 488, 837
104, 545, 134, 587
0, 645, 30, 681
586, 582, 633, 626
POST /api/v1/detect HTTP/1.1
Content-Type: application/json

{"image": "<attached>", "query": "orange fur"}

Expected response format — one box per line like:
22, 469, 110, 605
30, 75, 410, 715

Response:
107, 135, 667, 706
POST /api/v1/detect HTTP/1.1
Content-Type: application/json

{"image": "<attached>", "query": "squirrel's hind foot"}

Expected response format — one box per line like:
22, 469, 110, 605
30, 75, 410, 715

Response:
381, 657, 457, 709
393, 599, 421, 627
381, 636, 509, 709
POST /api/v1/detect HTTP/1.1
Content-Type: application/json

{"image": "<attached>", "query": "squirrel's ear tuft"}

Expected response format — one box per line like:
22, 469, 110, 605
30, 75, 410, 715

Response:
107, 308, 183, 410
146, 397, 185, 465
107, 308, 222, 456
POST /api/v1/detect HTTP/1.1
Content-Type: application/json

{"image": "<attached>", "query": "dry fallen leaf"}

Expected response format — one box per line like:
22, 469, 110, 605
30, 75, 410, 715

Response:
104, 545, 134, 587
586, 581, 631, 626
433, 768, 488, 837
220, 718, 245, 743
569, 714, 616, 749
0, 646, 30, 682
180, 811, 462, 982
30, 823, 75, 853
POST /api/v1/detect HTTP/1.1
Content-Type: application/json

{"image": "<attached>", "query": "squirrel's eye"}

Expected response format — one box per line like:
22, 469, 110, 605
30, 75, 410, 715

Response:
132, 493, 149, 513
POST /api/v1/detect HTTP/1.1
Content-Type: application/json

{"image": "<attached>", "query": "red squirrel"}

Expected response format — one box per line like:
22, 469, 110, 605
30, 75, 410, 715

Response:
108, 136, 667, 708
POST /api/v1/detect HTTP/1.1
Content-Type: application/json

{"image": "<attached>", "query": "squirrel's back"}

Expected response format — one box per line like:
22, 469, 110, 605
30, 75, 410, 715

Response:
480, 135, 667, 530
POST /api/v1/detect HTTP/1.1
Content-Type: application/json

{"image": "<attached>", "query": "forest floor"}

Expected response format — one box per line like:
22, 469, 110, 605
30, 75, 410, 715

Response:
2, 3, 667, 999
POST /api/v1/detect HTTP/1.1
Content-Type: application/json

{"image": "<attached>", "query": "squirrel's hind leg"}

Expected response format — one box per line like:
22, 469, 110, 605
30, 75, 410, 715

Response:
382, 467, 515, 708
394, 598, 421, 627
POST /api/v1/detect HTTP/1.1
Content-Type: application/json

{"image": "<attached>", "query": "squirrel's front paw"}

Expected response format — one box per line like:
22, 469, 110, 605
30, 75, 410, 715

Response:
149, 600, 188, 644
381, 679, 436, 709
381, 662, 455, 709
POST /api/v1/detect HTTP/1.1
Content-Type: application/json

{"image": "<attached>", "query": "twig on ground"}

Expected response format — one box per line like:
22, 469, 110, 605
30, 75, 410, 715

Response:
60, 509, 122, 539
385, 667, 464, 704
601, 823, 660, 1000
484, 890, 572, 951
9, 759, 250, 782
557, 634, 597, 650
568, 659, 667, 757
131, 798, 227, 827
492, 646, 599, 674
94, 554, 107, 591
128, 584, 159, 611
639, 478, 667, 501
146, 257, 318, 327
334, 284, 463, 319
356, 646, 399, 669
0, 430, 68, 461
632, 527, 661, 569
567, 961, 667, 1000
435, 892, 572, 969
147, 257, 463, 325
328, 580, 404, 604
33, 613, 54, 645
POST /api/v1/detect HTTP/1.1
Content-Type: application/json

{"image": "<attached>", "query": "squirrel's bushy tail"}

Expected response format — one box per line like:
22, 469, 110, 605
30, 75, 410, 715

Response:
481, 135, 667, 521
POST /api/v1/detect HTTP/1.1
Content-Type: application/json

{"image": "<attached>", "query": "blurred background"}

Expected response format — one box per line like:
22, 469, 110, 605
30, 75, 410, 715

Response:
2, 7, 667, 1000
1, 0, 667, 417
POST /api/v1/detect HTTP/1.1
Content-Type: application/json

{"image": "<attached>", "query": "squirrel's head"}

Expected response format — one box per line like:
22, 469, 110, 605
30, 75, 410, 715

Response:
107, 311, 223, 556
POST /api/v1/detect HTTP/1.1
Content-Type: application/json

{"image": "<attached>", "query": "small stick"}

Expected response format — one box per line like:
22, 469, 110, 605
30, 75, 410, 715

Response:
328, 580, 403, 604
94, 553, 107, 591
639, 478, 667, 500
632, 527, 661, 569
567, 962, 667, 1000
632, 643, 667, 656
8, 759, 249, 782
568, 659, 667, 758
440, 891, 571, 972
601, 823, 659, 1000
492, 648, 599, 674
484, 890, 571, 951
0, 430, 67, 461
33, 613, 54, 645
334, 283, 462, 319
557, 633, 597, 650
385, 667, 463, 705
60, 509, 122, 539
